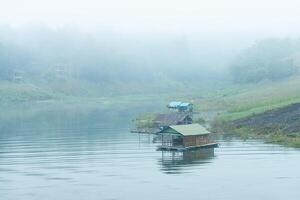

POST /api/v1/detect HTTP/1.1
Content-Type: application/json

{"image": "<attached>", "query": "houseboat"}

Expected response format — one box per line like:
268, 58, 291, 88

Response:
157, 124, 218, 151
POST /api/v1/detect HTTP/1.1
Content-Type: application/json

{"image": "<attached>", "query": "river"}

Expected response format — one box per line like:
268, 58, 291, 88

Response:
0, 103, 299, 200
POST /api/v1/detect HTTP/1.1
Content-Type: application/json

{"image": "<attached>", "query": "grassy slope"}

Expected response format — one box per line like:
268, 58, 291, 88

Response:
0, 76, 227, 105
4, 75, 300, 117
0, 80, 158, 103
201, 76, 300, 147
0, 81, 57, 103
195, 76, 300, 120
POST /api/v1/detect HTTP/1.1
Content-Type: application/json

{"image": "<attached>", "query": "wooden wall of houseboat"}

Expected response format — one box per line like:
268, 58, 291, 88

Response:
182, 135, 209, 147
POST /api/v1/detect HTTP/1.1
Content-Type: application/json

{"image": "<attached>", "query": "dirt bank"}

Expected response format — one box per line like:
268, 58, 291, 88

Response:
214, 103, 300, 147
232, 103, 300, 134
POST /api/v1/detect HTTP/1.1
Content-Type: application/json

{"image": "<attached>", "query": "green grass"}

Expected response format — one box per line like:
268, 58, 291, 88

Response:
0, 81, 58, 103
134, 112, 157, 128
230, 126, 300, 148
219, 97, 300, 121
3, 74, 300, 123
204, 76, 300, 121
265, 133, 300, 148
206, 76, 300, 148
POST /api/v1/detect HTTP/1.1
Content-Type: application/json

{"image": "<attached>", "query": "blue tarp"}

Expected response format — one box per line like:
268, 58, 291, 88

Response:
168, 101, 182, 108
168, 102, 192, 109
179, 102, 191, 107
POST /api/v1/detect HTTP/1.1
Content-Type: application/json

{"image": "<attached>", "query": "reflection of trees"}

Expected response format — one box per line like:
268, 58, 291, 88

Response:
158, 148, 215, 174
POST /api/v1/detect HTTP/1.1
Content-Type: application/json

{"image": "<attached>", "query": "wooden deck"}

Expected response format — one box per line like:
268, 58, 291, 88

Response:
157, 142, 218, 151
130, 128, 160, 134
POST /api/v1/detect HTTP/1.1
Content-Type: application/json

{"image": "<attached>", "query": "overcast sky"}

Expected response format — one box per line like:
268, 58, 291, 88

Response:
1, 0, 300, 37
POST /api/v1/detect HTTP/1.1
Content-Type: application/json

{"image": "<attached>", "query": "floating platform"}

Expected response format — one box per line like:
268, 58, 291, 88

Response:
157, 143, 219, 152
130, 128, 160, 134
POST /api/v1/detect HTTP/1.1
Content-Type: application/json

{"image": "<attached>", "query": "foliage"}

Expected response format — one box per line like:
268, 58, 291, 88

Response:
194, 117, 206, 125
230, 38, 300, 83
134, 113, 156, 128
0, 81, 56, 103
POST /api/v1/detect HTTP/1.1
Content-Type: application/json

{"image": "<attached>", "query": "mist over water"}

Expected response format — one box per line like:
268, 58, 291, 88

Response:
1, 1, 300, 199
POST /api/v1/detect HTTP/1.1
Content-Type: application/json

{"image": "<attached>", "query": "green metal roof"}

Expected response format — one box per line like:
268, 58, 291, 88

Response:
161, 124, 210, 136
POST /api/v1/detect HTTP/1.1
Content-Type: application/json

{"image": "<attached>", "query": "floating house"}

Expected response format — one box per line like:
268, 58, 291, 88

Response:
154, 113, 192, 129
157, 124, 218, 151
167, 101, 193, 112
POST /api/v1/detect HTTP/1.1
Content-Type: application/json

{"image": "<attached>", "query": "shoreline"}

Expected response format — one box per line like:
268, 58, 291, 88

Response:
211, 103, 300, 148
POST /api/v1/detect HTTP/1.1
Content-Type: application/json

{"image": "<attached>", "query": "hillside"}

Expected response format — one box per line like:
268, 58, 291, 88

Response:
195, 75, 300, 119
204, 76, 300, 147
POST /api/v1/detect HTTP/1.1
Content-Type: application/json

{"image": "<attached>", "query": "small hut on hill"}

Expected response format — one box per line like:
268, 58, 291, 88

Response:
154, 113, 192, 129
167, 101, 193, 112
132, 101, 194, 134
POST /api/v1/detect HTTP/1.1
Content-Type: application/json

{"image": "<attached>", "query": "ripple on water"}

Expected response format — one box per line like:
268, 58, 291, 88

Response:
1, 122, 300, 200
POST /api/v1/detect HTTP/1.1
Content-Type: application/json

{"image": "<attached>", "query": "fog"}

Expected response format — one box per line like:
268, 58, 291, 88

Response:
2, 0, 300, 31
1, 0, 300, 95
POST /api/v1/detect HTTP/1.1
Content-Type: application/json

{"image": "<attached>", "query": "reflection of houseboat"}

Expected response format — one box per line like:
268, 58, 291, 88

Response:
159, 148, 215, 174
157, 124, 218, 151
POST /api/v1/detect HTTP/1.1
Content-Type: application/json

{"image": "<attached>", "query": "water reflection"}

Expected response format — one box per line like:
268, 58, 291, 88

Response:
158, 148, 215, 174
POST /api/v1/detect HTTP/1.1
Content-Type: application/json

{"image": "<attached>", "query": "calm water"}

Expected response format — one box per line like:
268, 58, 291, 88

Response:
0, 105, 300, 200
